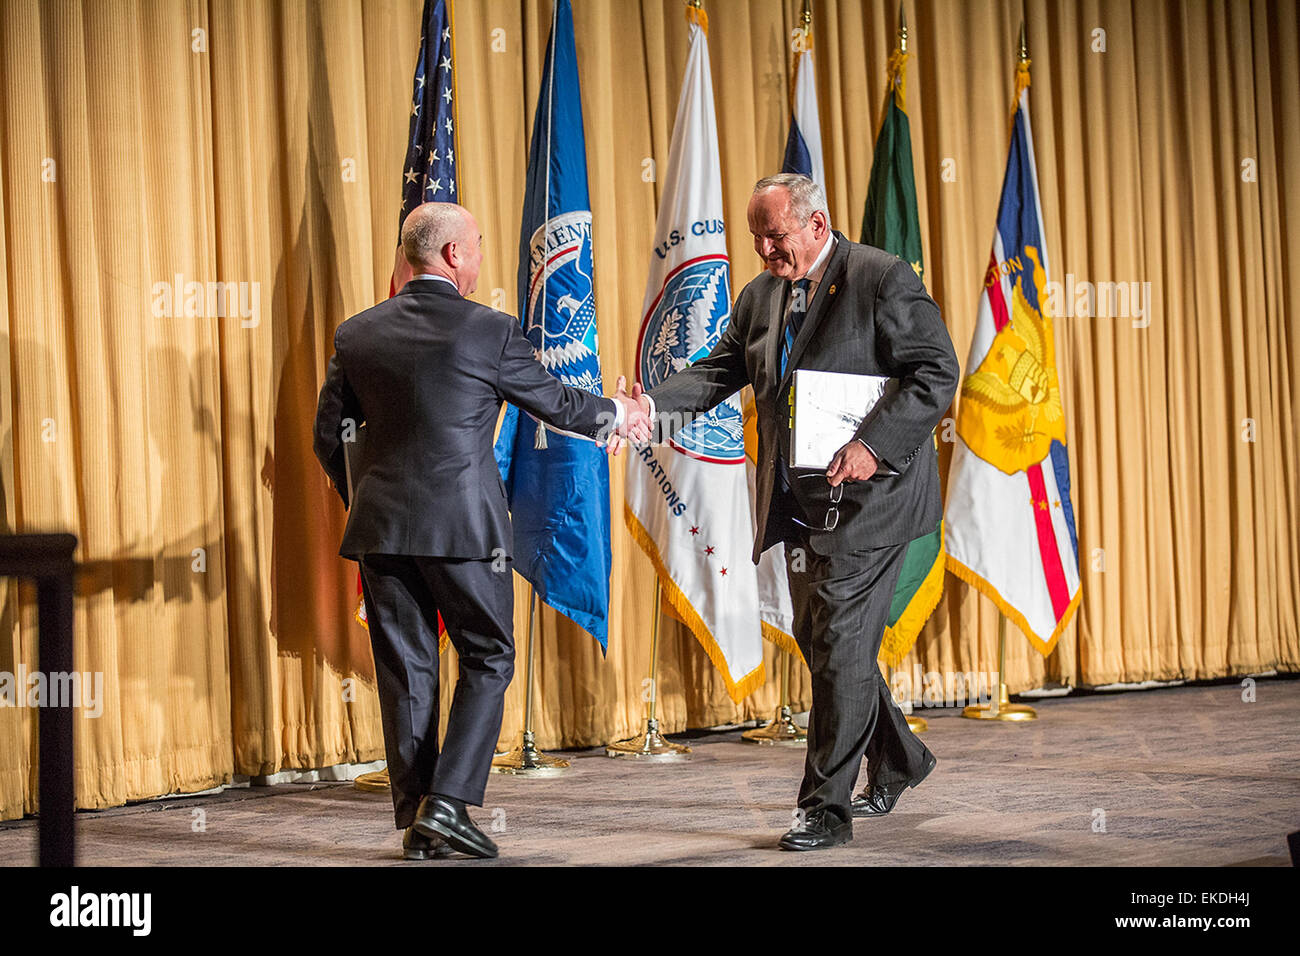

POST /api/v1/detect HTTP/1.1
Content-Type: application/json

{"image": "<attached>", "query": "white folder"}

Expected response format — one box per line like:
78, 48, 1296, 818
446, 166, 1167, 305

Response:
789, 369, 892, 469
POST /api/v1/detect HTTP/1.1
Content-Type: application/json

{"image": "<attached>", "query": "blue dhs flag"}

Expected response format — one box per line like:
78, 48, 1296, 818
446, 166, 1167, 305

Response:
494, 0, 611, 651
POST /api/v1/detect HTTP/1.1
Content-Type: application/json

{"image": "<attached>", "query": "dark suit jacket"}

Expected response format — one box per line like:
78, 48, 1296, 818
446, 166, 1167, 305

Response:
313, 278, 615, 560
649, 232, 960, 562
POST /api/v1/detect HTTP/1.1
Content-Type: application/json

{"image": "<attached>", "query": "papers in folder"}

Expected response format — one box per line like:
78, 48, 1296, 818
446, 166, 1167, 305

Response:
790, 369, 891, 469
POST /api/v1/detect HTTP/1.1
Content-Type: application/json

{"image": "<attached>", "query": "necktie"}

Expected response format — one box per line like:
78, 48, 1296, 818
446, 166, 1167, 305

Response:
780, 278, 812, 377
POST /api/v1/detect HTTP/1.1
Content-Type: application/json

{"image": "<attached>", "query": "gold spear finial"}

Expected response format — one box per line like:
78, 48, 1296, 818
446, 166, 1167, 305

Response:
802, 0, 812, 29
1018, 20, 1028, 62
898, 2, 908, 54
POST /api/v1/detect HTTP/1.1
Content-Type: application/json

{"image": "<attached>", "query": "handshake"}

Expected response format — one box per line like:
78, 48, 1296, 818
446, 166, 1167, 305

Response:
603, 375, 653, 456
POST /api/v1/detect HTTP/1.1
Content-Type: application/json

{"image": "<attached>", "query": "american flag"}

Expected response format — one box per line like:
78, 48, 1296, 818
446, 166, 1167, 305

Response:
399, 0, 458, 232
357, 0, 458, 632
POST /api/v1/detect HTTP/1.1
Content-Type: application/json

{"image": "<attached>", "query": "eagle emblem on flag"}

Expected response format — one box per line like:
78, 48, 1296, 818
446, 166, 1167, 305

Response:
957, 245, 1065, 475
638, 255, 743, 463
523, 210, 601, 394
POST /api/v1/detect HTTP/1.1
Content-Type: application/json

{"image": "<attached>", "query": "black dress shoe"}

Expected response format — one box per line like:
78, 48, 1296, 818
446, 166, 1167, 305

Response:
778, 810, 853, 851
402, 825, 453, 860
412, 795, 499, 859
851, 749, 937, 818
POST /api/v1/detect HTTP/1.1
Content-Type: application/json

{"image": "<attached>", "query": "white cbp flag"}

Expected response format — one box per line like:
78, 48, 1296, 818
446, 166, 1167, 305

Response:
625, 16, 766, 701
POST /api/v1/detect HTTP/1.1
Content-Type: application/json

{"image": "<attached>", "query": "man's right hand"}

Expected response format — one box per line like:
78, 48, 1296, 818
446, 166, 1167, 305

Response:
607, 375, 652, 455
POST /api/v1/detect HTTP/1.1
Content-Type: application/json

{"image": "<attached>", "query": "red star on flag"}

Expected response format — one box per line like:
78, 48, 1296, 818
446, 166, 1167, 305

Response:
705, 546, 715, 555
720, 567, 728, 576
689, 526, 700, 535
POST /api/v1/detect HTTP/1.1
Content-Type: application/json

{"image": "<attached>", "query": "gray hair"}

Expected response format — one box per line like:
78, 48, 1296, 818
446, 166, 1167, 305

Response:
752, 173, 829, 225
401, 202, 469, 268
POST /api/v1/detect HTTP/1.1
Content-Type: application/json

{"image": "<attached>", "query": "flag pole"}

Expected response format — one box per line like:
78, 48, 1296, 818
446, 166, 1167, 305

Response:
742, 649, 807, 745
606, 578, 692, 759
492, 587, 571, 774
886, 2, 927, 737
743, 0, 810, 750
962, 612, 1037, 720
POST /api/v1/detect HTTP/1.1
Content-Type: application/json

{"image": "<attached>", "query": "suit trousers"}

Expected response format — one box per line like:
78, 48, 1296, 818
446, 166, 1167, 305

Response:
358, 553, 515, 829
783, 533, 933, 827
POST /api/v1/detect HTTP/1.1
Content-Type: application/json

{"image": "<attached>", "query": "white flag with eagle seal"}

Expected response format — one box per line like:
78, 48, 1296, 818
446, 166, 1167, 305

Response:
624, 17, 766, 701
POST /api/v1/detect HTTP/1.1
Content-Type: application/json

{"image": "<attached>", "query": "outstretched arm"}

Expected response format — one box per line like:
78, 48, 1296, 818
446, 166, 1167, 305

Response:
645, 289, 753, 440
496, 318, 649, 447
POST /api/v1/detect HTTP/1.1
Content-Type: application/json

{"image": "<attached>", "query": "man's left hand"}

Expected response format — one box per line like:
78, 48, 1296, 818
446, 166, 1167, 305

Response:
826, 441, 878, 487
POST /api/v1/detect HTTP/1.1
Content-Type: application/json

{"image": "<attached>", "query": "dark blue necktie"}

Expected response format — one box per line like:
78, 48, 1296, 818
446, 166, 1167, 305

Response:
778, 277, 812, 494
780, 278, 812, 377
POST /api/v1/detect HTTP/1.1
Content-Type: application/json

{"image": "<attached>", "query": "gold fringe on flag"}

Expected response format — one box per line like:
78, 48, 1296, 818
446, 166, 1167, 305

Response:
945, 552, 1080, 657
763, 621, 805, 664
625, 503, 766, 702
878, 527, 945, 669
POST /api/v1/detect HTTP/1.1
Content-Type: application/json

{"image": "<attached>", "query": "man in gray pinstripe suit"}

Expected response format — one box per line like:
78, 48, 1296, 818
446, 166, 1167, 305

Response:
641, 174, 960, 850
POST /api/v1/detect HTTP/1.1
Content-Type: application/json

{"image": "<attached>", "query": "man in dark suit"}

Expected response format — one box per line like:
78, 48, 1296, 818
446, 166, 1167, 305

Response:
641, 173, 960, 850
314, 201, 648, 860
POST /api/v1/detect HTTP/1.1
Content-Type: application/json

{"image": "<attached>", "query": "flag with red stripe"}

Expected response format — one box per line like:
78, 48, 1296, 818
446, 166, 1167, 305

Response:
944, 58, 1080, 654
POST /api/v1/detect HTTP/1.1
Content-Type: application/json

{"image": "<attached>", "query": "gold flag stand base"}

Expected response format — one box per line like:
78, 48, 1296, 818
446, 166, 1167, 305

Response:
961, 614, 1037, 721
743, 650, 807, 745
491, 730, 570, 776
491, 591, 569, 776
742, 704, 807, 745
962, 683, 1037, 721
354, 769, 390, 792
906, 715, 928, 733
605, 717, 691, 760
603, 580, 691, 763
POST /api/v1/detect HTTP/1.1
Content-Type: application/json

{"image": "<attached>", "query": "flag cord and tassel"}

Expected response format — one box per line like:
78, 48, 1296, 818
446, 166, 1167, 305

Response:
961, 613, 1038, 721
492, 588, 571, 774
742, 649, 808, 745
685, 0, 707, 35
887, 1, 909, 108
606, 579, 692, 759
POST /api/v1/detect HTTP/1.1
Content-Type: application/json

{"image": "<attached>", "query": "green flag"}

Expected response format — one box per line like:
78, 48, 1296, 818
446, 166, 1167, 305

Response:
861, 48, 945, 668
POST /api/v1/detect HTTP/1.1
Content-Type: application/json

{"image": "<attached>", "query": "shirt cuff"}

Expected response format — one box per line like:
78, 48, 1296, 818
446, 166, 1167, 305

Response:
611, 397, 625, 431
857, 438, 898, 475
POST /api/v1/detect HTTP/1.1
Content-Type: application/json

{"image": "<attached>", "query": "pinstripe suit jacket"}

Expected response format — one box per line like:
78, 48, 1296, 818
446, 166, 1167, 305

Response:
649, 232, 960, 562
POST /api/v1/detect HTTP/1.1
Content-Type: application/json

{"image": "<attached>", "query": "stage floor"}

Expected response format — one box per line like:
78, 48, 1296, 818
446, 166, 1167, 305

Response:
2, 679, 1297, 866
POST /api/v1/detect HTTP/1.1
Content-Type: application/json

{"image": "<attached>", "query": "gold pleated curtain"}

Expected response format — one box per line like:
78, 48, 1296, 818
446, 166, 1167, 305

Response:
0, 0, 1294, 819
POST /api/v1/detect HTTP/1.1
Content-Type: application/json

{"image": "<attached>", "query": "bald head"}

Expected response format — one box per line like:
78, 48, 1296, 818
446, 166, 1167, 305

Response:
402, 202, 472, 270
401, 202, 483, 295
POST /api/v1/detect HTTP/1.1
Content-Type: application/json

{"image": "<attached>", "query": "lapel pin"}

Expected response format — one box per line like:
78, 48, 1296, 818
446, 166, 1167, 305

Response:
828, 285, 836, 295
